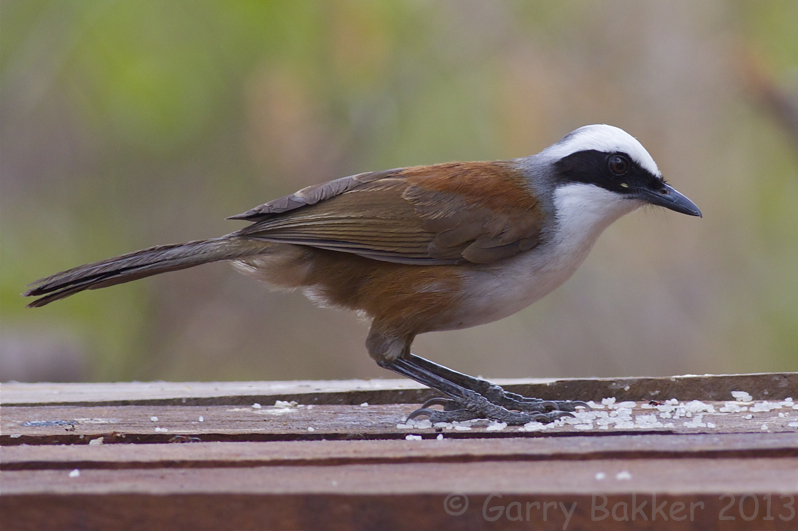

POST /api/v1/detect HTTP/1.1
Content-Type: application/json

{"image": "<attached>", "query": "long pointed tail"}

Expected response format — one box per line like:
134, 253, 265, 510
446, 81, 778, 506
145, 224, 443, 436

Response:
24, 237, 268, 308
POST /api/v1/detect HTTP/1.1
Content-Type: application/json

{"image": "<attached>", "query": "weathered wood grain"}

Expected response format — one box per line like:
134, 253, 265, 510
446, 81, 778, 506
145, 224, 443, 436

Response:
2, 375, 797, 531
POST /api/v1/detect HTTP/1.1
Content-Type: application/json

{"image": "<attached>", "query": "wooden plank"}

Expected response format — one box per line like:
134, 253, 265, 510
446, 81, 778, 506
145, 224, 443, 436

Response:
3, 375, 797, 531
3, 459, 797, 530
2, 399, 796, 445
4, 492, 796, 531
3, 372, 796, 406
3, 434, 798, 470
4, 458, 798, 495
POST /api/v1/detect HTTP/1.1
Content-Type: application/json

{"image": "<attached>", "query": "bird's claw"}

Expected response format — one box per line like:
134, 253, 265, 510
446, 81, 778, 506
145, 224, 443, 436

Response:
407, 399, 577, 425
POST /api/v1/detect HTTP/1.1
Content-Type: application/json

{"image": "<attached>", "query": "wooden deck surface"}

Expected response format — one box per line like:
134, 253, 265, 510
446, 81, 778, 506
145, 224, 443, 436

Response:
2, 374, 797, 530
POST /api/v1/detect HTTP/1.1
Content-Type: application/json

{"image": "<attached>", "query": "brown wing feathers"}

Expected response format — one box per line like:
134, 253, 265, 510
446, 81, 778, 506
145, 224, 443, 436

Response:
233, 161, 543, 266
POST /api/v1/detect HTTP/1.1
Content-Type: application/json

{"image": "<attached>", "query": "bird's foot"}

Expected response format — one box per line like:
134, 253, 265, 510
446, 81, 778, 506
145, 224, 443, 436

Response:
484, 385, 590, 413
407, 393, 578, 426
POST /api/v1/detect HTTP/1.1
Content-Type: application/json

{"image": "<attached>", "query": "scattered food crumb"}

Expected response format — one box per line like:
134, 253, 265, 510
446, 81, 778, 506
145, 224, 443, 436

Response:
486, 421, 508, 431
360, 402, 369, 407
720, 402, 747, 413
788, 422, 798, 428
259, 401, 300, 415
601, 397, 616, 408
751, 401, 781, 412
744, 414, 753, 420
154, 427, 168, 433
683, 414, 707, 429
198, 416, 204, 422
252, 403, 262, 409
616, 470, 632, 480
150, 416, 158, 422
89, 437, 104, 446
595, 472, 606, 481
436, 433, 444, 441
68, 469, 80, 478
405, 434, 422, 441
731, 391, 752, 402
307, 427, 315, 432
761, 424, 769, 431
396, 419, 433, 430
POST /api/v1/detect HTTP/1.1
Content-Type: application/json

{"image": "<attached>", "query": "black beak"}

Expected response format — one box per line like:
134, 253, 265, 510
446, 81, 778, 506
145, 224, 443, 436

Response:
637, 183, 702, 217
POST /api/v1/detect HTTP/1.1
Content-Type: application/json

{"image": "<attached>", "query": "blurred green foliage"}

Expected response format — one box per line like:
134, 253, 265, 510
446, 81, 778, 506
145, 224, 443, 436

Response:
1, 0, 797, 382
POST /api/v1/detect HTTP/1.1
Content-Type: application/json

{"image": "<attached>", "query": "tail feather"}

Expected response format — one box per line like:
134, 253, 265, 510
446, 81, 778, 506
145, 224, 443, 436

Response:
24, 237, 266, 308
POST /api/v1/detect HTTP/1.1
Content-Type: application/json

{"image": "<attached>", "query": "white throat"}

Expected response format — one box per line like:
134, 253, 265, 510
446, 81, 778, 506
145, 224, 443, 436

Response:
450, 183, 640, 330
551, 182, 641, 251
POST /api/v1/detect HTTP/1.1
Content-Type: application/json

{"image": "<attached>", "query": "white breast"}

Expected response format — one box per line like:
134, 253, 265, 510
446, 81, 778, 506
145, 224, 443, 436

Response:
448, 183, 642, 330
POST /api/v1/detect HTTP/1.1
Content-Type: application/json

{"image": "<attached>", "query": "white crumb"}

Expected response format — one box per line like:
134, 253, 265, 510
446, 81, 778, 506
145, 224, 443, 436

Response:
720, 402, 747, 413
259, 401, 300, 415
731, 391, 752, 402
68, 469, 80, 478
616, 471, 632, 480
751, 401, 781, 412
307, 427, 315, 432
198, 416, 204, 422
150, 416, 158, 422
154, 427, 168, 432
683, 414, 707, 429
88, 437, 104, 446
788, 422, 798, 428
761, 424, 769, 431
595, 472, 606, 480
486, 421, 508, 431
396, 419, 433, 430
436, 433, 444, 441
601, 397, 616, 408
360, 402, 369, 407
405, 434, 422, 441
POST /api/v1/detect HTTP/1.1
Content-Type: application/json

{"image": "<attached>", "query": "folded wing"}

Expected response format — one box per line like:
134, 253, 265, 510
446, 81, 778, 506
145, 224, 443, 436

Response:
231, 162, 544, 265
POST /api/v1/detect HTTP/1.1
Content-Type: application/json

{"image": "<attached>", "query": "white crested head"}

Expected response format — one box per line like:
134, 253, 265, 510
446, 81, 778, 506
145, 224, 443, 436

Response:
541, 124, 660, 177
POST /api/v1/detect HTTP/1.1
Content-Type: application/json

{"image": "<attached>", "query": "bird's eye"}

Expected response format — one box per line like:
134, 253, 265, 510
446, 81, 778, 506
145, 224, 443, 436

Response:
608, 154, 629, 175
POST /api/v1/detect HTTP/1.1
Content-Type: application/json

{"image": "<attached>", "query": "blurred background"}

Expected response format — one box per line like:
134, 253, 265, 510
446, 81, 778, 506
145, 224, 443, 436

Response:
2, 0, 798, 383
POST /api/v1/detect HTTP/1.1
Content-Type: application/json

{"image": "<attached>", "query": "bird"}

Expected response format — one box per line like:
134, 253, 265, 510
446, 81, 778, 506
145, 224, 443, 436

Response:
24, 124, 701, 425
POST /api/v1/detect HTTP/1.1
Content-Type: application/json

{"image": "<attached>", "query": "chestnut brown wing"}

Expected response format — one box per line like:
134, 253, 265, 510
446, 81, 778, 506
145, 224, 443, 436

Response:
231, 162, 545, 265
